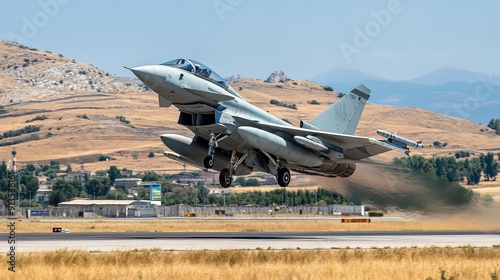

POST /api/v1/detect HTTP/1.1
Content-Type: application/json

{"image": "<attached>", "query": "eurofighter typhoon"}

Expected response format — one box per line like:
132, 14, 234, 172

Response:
127, 59, 422, 187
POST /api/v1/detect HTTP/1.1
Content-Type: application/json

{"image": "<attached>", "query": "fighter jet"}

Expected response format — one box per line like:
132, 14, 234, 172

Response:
128, 58, 422, 188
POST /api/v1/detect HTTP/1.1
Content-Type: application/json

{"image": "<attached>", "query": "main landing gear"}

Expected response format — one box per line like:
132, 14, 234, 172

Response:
260, 150, 291, 187
219, 168, 232, 188
218, 151, 248, 188
277, 167, 291, 187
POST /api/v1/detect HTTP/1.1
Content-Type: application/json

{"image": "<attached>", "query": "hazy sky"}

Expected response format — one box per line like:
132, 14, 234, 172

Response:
1, 0, 499, 80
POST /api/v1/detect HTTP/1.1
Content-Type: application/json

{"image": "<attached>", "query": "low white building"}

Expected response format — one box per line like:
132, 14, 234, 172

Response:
114, 178, 142, 189
57, 199, 157, 217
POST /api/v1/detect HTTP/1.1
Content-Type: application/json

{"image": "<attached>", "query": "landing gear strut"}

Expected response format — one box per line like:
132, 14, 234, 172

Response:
204, 132, 228, 169
260, 150, 291, 187
218, 151, 248, 188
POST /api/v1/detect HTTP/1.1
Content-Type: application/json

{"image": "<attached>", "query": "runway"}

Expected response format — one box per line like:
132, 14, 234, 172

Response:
5, 231, 500, 252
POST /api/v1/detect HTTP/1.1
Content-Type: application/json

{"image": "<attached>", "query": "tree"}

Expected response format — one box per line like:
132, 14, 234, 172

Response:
466, 159, 482, 185
65, 164, 72, 173
105, 189, 127, 200
196, 184, 210, 205
142, 171, 160, 182
235, 177, 246, 186
50, 160, 60, 171
85, 177, 111, 198
26, 164, 36, 172
148, 151, 155, 158
20, 172, 39, 199
487, 118, 500, 132
0, 161, 7, 180
107, 166, 122, 184
482, 152, 499, 181
49, 179, 78, 205
245, 178, 261, 186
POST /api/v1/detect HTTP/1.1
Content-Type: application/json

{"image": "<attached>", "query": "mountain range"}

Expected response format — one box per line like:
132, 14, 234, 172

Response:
312, 67, 500, 124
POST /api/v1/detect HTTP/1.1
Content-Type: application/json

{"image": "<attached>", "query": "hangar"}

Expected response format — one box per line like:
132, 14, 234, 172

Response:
55, 199, 158, 218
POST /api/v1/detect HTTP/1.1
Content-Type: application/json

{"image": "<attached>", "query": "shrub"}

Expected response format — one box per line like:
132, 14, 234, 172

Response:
0, 125, 41, 140
26, 115, 48, 123
270, 99, 297, 110
116, 116, 130, 124
148, 151, 155, 158
98, 155, 107, 161
245, 178, 261, 186
322, 85, 334, 91
368, 211, 384, 217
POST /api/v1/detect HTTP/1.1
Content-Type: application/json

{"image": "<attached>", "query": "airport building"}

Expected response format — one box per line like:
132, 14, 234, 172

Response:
55, 199, 158, 218
114, 178, 142, 189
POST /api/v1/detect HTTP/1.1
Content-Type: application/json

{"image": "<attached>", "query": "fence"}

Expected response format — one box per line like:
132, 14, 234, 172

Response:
0, 204, 365, 218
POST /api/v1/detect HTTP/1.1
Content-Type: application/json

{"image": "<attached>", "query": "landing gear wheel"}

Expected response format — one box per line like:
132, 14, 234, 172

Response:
219, 168, 232, 188
277, 168, 291, 187
204, 156, 214, 169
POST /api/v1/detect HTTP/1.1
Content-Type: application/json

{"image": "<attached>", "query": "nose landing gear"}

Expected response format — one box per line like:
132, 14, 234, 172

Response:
203, 133, 228, 169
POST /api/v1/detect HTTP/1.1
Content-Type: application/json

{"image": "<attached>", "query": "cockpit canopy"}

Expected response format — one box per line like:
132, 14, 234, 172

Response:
161, 58, 228, 89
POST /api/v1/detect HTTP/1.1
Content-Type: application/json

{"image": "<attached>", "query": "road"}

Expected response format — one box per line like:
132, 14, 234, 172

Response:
4, 231, 499, 252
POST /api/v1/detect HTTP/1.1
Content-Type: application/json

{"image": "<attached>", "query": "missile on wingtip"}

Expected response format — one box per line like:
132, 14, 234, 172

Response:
376, 130, 423, 148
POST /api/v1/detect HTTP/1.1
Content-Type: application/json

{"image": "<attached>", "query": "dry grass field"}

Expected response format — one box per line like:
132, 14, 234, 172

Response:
473, 184, 500, 202
1, 247, 499, 279
15, 216, 500, 233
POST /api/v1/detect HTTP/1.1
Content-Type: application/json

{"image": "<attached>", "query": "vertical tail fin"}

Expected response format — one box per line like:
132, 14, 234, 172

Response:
309, 84, 370, 135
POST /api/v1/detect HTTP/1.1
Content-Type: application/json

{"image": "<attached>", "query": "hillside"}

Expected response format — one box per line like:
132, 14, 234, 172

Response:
0, 39, 498, 177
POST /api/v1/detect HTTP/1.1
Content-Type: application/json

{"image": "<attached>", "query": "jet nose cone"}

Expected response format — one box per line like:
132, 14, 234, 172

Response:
126, 65, 166, 90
